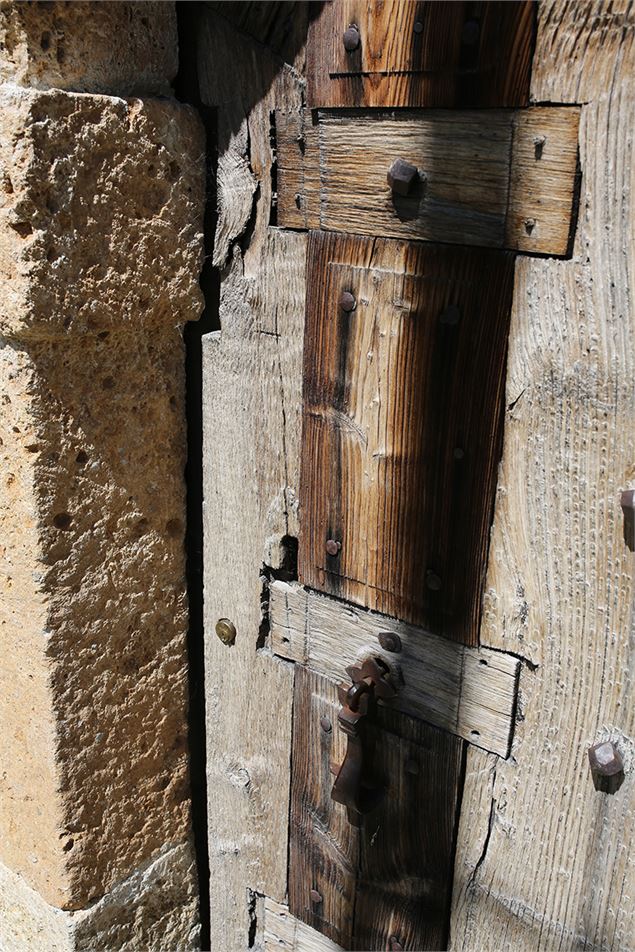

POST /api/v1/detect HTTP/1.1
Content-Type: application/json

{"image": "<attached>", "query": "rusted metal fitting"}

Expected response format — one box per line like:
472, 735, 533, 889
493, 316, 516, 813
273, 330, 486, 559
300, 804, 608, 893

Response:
588, 741, 624, 777
326, 538, 342, 556
621, 489, 635, 550
215, 618, 236, 645
387, 157, 420, 196
589, 740, 625, 794
320, 716, 332, 734
310, 888, 323, 905
339, 290, 356, 313
378, 631, 402, 653
343, 24, 360, 51
426, 569, 442, 591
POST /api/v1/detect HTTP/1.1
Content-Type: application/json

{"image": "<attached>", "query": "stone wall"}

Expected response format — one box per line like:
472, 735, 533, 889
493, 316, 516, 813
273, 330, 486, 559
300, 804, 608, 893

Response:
0, 3, 204, 948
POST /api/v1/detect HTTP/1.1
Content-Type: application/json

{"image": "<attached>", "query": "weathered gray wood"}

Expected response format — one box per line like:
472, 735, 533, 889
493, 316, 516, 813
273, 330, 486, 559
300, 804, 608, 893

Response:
450, 4, 635, 950
200, 9, 308, 950
270, 581, 520, 758
275, 108, 580, 255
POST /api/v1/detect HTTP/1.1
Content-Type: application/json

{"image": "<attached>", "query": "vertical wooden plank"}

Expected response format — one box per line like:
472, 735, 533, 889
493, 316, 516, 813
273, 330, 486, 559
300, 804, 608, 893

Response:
289, 668, 464, 950
450, 5, 635, 950
199, 9, 308, 949
307, 0, 534, 109
289, 667, 359, 949
299, 231, 515, 644
354, 708, 464, 952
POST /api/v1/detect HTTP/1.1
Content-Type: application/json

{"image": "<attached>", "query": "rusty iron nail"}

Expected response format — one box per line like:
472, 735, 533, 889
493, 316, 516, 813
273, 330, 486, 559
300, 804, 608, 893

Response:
378, 631, 402, 653
524, 218, 536, 235
320, 716, 332, 734
462, 18, 480, 45
215, 618, 236, 645
413, 20, 423, 34
388, 938, 404, 951
326, 539, 342, 556
387, 157, 420, 196
343, 24, 360, 51
339, 290, 357, 312
310, 888, 323, 904
621, 489, 635, 551
439, 303, 461, 325
404, 759, 419, 775
533, 134, 546, 159
426, 570, 442, 591
588, 741, 624, 777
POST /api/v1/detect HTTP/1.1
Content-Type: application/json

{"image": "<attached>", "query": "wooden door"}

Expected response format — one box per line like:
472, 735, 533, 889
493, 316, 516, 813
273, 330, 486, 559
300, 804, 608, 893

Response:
198, 3, 632, 951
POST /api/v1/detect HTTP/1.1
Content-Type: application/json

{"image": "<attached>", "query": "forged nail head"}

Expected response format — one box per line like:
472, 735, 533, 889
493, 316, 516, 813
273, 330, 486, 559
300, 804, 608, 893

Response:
426, 570, 442, 591
378, 631, 402, 653
320, 716, 332, 734
413, 20, 423, 34
310, 888, 323, 904
343, 24, 360, 51
589, 741, 624, 777
326, 538, 342, 556
387, 157, 419, 196
339, 290, 356, 312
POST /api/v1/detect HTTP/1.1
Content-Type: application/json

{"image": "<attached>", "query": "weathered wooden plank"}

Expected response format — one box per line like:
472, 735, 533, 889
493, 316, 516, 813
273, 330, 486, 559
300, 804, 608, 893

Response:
275, 107, 580, 255
199, 9, 308, 950
270, 580, 520, 758
275, 106, 320, 230
299, 231, 515, 645
264, 898, 344, 952
289, 666, 464, 950
449, 7, 635, 949
307, 0, 534, 109
288, 667, 359, 948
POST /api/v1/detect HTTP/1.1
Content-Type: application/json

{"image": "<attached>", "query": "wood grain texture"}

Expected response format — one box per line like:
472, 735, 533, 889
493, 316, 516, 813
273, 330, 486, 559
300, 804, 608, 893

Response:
275, 107, 580, 255
299, 231, 515, 645
307, 0, 534, 109
270, 580, 520, 757
449, 8, 635, 950
289, 666, 464, 950
199, 10, 308, 950
264, 898, 344, 952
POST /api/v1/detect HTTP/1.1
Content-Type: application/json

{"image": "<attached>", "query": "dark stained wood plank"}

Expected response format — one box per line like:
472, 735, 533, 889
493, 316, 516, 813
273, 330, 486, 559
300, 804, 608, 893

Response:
289, 667, 465, 950
355, 704, 465, 951
298, 232, 515, 645
289, 666, 359, 949
307, 0, 535, 109
275, 106, 580, 256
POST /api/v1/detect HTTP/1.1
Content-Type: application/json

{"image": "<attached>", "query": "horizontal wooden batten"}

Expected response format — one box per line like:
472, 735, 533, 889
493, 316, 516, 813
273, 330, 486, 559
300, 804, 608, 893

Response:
264, 898, 343, 952
275, 106, 580, 256
269, 581, 520, 758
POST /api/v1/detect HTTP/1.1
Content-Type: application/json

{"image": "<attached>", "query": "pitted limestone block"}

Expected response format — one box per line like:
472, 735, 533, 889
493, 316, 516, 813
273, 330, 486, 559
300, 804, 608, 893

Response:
0, 326, 195, 909
0, 1, 178, 96
0, 84, 205, 340
0, 841, 199, 952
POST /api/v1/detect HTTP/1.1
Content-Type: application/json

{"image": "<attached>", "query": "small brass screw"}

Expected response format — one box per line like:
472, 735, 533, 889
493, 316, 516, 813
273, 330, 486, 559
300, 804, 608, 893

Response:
215, 618, 236, 645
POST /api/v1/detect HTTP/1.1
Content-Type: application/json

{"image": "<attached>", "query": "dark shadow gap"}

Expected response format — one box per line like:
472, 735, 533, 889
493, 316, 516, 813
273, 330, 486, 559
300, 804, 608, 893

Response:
174, 4, 221, 949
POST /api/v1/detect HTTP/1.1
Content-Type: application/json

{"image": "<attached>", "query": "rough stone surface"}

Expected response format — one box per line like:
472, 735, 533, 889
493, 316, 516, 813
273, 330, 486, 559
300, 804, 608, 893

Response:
0, 841, 200, 952
0, 1, 178, 96
0, 85, 205, 910
0, 84, 204, 340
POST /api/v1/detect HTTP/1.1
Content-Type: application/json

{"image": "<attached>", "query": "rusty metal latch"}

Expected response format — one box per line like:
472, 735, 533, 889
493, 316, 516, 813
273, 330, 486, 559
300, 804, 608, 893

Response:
331, 657, 397, 824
